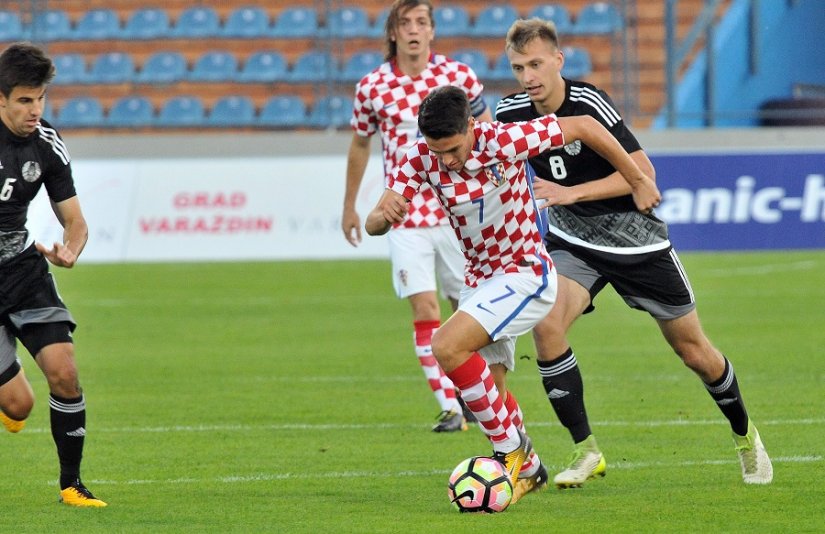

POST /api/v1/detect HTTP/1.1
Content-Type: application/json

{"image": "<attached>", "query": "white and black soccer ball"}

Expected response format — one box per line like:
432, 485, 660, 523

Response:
447, 456, 513, 513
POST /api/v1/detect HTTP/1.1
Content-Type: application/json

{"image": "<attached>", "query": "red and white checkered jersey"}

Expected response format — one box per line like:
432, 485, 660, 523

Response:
389, 116, 565, 287
351, 53, 485, 228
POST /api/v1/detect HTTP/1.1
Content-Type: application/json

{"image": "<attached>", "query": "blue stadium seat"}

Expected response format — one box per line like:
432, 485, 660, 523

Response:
258, 95, 307, 128
57, 97, 104, 128
450, 49, 490, 78
339, 50, 383, 83
207, 96, 257, 127
471, 5, 519, 37
107, 96, 155, 128
87, 52, 135, 84
572, 2, 623, 34
189, 51, 238, 82
171, 6, 221, 38
529, 4, 574, 34
433, 5, 471, 37
271, 7, 317, 38
31, 9, 72, 41
223, 6, 270, 38
157, 96, 206, 127
289, 50, 338, 83
484, 93, 503, 119
0, 11, 24, 41
123, 8, 171, 39
236, 50, 288, 83
561, 46, 593, 78
326, 6, 370, 39
307, 95, 352, 129
51, 54, 88, 85
73, 8, 121, 40
489, 52, 513, 81
367, 8, 389, 39
137, 51, 188, 84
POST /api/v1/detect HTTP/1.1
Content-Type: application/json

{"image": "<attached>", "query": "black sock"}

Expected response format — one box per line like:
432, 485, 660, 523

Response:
50, 393, 86, 489
704, 357, 749, 436
537, 347, 592, 443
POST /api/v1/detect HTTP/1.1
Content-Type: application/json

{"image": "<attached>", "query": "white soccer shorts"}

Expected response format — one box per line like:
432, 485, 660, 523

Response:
387, 225, 465, 300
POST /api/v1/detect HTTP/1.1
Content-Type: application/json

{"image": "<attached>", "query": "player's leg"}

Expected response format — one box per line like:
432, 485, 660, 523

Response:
0, 324, 34, 432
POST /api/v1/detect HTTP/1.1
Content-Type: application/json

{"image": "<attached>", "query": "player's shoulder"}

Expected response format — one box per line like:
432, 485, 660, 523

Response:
564, 79, 622, 124
495, 92, 535, 121
355, 60, 394, 88
35, 120, 71, 164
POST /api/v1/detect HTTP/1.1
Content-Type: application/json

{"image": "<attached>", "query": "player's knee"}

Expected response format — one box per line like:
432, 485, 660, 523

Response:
3, 396, 34, 421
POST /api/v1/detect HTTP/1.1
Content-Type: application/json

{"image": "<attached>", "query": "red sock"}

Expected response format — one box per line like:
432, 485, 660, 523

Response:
414, 320, 459, 412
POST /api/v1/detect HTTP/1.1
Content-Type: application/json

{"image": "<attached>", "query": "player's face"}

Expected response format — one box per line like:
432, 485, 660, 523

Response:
392, 5, 434, 56
425, 120, 475, 171
507, 38, 564, 106
0, 85, 46, 137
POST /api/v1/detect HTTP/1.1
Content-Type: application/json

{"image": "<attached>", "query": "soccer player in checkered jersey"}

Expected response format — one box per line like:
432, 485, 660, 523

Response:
495, 18, 773, 487
0, 43, 106, 507
342, 0, 494, 433
365, 86, 660, 499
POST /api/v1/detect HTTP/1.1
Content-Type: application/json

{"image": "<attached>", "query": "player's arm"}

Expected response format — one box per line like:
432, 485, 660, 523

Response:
36, 196, 88, 268
555, 115, 660, 212
365, 189, 409, 236
342, 132, 372, 247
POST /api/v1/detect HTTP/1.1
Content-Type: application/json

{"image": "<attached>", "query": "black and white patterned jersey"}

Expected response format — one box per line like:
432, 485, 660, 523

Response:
496, 79, 670, 255
0, 119, 75, 264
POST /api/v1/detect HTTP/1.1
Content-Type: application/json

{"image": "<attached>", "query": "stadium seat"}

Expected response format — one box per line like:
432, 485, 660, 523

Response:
223, 6, 270, 38
307, 95, 352, 129
561, 46, 593, 78
123, 8, 171, 39
529, 4, 574, 34
339, 50, 383, 83
258, 95, 307, 128
0, 10, 24, 41
433, 5, 471, 37
326, 6, 370, 39
572, 2, 623, 34
489, 52, 513, 81
87, 52, 135, 84
471, 5, 519, 37
51, 54, 88, 85
449, 49, 490, 78
289, 50, 338, 83
367, 8, 389, 38
137, 51, 188, 84
207, 96, 257, 127
189, 51, 238, 82
56, 97, 104, 128
31, 9, 72, 41
107, 96, 155, 128
271, 7, 317, 38
157, 96, 206, 127
72, 8, 121, 40
236, 50, 289, 83
171, 6, 221, 38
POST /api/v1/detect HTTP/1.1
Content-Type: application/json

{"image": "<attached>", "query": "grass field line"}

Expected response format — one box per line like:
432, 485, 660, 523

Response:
16, 417, 825, 434
704, 259, 817, 276
78, 455, 821, 487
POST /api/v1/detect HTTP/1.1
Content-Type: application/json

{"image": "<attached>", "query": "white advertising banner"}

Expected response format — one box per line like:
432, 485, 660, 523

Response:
28, 155, 390, 262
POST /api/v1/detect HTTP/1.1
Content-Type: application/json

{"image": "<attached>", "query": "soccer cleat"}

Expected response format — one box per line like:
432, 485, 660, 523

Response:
553, 435, 607, 489
491, 429, 533, 487
511, 462, 548, 504
59, 480, 108, 508
733, 420, 773, 484
0, 411, 25, 433
456, 392, 478, 424
432, 410, 468, 433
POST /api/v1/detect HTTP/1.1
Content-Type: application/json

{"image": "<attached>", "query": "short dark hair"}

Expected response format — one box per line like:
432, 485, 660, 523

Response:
384, 0, 434, 61
0, 42, 55, 97
418, 86, 471, 139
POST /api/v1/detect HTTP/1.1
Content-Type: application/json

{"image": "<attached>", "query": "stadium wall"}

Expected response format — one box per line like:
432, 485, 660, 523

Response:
28, 127, 825, 262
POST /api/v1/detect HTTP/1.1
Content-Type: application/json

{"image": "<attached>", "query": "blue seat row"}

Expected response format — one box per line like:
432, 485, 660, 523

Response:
52, 94, 353, 130
0, 3, 622, 43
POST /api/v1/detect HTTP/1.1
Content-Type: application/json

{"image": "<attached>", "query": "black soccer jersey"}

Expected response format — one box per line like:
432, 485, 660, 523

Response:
0, 119, 75, 263
496, 79, 669, 253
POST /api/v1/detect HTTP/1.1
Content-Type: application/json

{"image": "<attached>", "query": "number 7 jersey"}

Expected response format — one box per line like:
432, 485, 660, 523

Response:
389, 116, 565, 287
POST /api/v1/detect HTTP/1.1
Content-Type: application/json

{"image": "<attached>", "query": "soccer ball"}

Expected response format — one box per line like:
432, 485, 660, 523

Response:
447, 456, 513, 513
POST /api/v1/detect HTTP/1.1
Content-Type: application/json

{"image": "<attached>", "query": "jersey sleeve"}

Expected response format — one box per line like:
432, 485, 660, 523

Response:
38, 123, 77, 203
350, 76, 376, 137
455, 62, 487, 118
582, 88, 641, 154
387, 145, 427, 201
493, 116, 565, 161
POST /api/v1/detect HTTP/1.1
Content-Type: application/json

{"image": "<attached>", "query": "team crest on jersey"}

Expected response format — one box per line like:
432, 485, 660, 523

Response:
22, 161, 41, 182
398, 269, 408, 287
484, 162, 507, 186
563, 140, 582, 156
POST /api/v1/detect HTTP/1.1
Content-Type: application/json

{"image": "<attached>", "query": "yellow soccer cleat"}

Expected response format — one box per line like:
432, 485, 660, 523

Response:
554, 435, 607, 489
511, 462, 548, 504
492, 429, 533, 487
0, 411, 25, 433
59, 481, 108, 508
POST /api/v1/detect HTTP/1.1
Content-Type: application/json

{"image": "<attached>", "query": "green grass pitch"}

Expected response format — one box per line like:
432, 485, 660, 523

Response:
2, 251, 823, 533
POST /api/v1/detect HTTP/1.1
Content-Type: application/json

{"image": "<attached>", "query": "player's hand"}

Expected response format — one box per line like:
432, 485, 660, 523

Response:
381, 194, 408, 225
533, 179, 579, 209
35, 241, 78, 268
342, 207, 362, 247
631, 176, 661, 214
